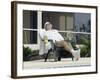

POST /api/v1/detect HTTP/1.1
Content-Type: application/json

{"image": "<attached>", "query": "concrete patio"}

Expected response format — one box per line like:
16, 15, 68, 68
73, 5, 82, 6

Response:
23, 57, 91, 69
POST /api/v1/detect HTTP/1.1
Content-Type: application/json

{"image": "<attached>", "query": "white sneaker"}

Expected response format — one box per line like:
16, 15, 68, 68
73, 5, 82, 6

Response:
71, 49, 80, 61
71, 50, 77, 61
77, 49, 80, 59
75, 49, 80, 61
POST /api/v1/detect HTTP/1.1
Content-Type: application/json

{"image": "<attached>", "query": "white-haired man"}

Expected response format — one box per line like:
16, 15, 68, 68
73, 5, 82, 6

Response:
39, 22, 80, 62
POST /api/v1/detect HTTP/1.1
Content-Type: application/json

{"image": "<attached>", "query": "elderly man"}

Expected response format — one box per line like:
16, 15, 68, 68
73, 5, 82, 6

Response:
39, 22, 80, 62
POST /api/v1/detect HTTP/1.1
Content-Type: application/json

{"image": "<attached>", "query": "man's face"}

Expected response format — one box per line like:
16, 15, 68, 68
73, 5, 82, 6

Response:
46, 24, 52, 30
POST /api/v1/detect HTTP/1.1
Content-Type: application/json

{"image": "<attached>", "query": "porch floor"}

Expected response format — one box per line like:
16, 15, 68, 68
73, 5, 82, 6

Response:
23, 57, 91, 69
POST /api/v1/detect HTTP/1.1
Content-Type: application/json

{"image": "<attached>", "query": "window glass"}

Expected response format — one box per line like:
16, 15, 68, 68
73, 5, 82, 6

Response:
23, 10, 37, 44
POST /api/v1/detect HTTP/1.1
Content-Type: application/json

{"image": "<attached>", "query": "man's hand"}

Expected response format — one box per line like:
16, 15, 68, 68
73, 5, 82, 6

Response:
44, 39, 48, 44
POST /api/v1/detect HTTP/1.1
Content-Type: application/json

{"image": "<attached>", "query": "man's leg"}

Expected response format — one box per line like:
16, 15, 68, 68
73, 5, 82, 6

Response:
55, 41, 72, 61
62, 41, 80, 61
55, 40, 73, 53
55, 40, 80, 61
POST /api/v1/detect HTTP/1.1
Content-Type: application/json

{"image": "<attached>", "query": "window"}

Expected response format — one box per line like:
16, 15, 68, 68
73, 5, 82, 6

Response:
23, 10, 37, 44
42, 11, 74, 31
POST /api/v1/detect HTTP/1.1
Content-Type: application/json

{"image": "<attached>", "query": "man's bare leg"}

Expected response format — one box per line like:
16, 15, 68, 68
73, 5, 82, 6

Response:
55, 40, 80, 61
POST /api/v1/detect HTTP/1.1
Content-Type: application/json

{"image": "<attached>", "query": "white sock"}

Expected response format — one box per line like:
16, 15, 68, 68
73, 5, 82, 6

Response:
71, 49, 76, 57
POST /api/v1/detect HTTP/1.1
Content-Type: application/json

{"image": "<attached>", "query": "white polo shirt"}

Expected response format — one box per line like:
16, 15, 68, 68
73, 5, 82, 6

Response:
39, 29, 64, 55
39, 29, 64, 43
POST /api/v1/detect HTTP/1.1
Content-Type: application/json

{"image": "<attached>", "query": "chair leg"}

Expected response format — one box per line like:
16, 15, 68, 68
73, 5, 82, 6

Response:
58, 52, 61, 61
44, 52, 49, 62
72, 55, 74, 61
54, 52, 58, 62
44, 49, 52, 62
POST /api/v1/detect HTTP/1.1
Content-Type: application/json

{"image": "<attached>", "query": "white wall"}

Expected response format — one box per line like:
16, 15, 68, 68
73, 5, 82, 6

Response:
0, 0, 100, 80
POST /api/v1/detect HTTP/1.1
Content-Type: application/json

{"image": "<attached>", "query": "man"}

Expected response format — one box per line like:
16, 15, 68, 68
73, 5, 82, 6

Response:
39, 22, 80, 61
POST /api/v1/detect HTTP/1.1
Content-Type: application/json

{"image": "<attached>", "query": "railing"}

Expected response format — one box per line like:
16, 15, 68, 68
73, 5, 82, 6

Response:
23, 28, 91, 42
23, 28, 91, 34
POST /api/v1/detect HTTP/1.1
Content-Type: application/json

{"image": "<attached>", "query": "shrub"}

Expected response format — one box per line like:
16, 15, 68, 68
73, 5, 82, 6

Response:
23, 47, 33, 57
79, 36, 91, 57
23, 46, 41, 61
